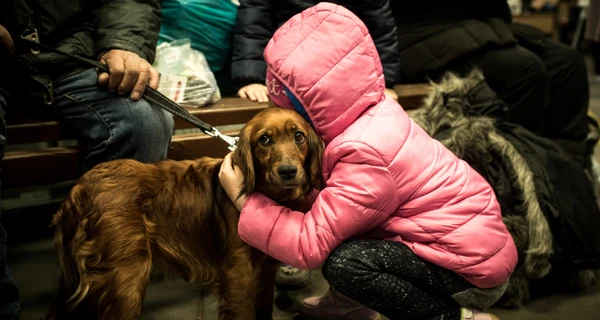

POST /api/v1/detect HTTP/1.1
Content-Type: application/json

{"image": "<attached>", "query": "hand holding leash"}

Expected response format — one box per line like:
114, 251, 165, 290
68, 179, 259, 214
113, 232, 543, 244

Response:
98, 49, 159, 101
18, 29, 239, 151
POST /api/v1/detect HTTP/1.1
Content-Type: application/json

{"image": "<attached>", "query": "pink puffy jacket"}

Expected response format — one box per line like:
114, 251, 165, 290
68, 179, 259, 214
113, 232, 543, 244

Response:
238, 2, 517, 288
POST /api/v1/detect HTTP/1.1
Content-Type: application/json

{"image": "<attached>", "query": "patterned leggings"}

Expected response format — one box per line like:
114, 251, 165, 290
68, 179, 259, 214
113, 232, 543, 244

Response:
323, 240, 475, 320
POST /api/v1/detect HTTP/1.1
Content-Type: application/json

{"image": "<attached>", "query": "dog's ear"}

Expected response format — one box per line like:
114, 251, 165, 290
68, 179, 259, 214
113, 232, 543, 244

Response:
306, 127, 325, 190
232, 124, 255, 199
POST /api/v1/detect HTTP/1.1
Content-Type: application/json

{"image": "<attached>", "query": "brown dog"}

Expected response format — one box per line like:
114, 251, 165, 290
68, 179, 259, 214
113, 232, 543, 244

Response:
46, 107, 324, 320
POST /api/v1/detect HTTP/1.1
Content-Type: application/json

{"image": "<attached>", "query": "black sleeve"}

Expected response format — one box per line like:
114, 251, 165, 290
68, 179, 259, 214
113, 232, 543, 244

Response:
231, 0, 274, 86
94, 0, 162, 63
344, 0, 401, 87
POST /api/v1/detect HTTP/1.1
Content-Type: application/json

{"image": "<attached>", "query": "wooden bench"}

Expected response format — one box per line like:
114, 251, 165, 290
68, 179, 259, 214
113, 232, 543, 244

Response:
1, 84, 430, 193
514, 13, 559, 39
512, 1, 573, 41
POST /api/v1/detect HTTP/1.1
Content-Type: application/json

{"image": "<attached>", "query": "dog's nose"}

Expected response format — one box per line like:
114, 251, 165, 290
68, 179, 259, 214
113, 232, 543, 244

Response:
278, 165, 298, 180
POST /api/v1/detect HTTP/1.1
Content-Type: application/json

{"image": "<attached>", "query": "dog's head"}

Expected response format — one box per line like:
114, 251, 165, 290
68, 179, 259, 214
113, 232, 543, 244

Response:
233, 107, 324, 202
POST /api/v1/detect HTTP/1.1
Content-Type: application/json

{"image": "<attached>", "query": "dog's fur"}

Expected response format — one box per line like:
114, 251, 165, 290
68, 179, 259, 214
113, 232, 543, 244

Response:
408, 70, 599, 307
45, 107, 324, 320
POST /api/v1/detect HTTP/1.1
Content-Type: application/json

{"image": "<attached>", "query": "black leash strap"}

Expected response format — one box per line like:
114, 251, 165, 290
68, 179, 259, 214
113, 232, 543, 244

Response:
19, 29, 238, 151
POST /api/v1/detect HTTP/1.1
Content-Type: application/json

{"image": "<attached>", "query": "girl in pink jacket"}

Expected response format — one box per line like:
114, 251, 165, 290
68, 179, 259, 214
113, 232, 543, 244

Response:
219, 3, 517, 320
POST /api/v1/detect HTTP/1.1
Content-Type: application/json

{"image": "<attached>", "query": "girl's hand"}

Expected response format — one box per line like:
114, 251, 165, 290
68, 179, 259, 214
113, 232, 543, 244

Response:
238, 83, 269, 103
218, 152, 248, 211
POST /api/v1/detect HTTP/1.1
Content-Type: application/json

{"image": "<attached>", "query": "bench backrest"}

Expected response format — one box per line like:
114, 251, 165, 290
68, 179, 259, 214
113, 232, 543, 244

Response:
2, 84, 430, 191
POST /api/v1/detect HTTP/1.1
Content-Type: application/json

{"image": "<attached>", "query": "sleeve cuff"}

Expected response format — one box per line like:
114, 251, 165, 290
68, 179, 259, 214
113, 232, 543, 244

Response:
95, 38, 153, 63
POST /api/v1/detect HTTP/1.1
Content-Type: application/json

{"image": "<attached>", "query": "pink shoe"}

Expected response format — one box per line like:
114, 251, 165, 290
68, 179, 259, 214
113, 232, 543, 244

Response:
300, 289, 380, 320
461, 308, 500, 320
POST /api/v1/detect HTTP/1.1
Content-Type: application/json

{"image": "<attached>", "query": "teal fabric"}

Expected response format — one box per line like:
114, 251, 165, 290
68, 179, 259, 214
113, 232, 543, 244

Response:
159, 0, 238, 95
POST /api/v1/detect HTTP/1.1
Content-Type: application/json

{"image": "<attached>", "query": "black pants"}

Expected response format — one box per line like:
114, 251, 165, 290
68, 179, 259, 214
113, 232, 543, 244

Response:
323, 240, 474, 320
475, 41, 590, 141
0, 85, 19, 320
590, 41, 600, 75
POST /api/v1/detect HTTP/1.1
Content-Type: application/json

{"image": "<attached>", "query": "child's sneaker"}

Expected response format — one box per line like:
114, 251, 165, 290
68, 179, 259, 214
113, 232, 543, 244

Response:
299, 289, 380, 320
461, 308, 500, 320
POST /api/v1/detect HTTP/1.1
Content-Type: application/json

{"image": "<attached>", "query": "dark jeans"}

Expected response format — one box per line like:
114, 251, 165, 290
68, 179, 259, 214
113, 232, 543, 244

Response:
476, 40, 590, 141
51, 68, 175, 171
5, 68, 175, 172
323, 240, 475, 320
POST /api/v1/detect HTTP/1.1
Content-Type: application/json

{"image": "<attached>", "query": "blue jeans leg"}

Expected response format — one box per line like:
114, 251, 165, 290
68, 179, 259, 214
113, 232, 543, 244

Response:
0, 88, 20, 320
52, 68, 175, 172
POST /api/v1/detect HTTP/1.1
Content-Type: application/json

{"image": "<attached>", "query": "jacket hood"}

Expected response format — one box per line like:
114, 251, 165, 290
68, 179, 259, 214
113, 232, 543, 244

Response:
264, 2, 386, 144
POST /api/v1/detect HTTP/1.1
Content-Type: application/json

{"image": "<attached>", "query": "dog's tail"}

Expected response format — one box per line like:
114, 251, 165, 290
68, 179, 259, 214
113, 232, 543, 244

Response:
52, 182, 156, 316
51, 184, 95, 311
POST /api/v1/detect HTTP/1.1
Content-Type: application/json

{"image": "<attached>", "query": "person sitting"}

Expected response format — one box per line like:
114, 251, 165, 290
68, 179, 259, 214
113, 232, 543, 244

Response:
0, 0, 174, 173
231, 0, 401, 103
0, 2, 173, 318
390, 0, 593, 169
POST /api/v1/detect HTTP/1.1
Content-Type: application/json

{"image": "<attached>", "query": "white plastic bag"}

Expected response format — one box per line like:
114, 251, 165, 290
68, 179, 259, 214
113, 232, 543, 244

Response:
153, 39, 221, 107
508, 0, 523, 15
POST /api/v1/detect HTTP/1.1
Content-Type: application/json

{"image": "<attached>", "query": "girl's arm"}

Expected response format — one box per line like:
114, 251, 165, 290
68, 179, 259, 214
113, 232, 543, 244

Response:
238, 142, 400, 269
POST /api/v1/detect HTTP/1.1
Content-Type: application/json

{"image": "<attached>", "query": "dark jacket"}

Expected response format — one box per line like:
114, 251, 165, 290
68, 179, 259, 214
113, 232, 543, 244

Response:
231, 0, 400, 88
0, 0, 162, 103
410, 70, 600, 306
390, 0, 517, 83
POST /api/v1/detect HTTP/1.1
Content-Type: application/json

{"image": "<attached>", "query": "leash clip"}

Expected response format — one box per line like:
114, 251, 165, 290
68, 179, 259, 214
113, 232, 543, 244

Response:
20, 28, 40, 55
205, 128, 239, 151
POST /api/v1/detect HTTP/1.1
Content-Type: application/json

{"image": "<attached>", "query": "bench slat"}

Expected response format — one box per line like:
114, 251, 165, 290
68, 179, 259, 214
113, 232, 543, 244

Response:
513, 13, 556, 37
4, 98, 263, 145
1, 131, 240, 189
174, 98, 267, 130
5, 85, 430, 145
2, 147, 82, 189
167, 130, 240, 160
394, 84, 430, 109
7, 121, 76, 145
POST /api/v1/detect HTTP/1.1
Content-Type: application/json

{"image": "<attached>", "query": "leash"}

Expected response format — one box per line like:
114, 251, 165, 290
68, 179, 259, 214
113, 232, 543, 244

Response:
18, 29, 239, 151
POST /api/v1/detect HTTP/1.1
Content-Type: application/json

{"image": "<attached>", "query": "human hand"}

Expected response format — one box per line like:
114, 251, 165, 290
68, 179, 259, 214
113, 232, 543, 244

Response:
384, 88, 398, 102
218, 152, 248, 211
97, 49, 159, 101
238, 83, 269, 103
0, 24, 14, 55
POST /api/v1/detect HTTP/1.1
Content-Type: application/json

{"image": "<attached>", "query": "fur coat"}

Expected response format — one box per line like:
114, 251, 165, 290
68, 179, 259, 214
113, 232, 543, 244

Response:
408, 71, 600, 307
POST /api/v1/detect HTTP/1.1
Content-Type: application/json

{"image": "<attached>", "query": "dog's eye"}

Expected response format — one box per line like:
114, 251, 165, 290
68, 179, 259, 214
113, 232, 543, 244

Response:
295, 132, 306, 143
259, 135, 270, 146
